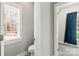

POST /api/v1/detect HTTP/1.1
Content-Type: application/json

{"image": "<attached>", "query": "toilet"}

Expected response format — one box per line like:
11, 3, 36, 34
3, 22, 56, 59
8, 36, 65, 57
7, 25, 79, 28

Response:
28, 44, 34, 56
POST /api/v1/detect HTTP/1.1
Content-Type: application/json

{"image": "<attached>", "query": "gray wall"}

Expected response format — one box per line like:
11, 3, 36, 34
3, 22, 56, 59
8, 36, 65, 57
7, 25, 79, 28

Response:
0, 42, 1, 56
0, 2, 1, 56
50, 2, 56, 56
34, 2, 54, 56
4, 2, 34, 56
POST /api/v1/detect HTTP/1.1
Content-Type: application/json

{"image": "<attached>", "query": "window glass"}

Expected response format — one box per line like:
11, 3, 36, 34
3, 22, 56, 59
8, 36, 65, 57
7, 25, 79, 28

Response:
3, 4, 20, 40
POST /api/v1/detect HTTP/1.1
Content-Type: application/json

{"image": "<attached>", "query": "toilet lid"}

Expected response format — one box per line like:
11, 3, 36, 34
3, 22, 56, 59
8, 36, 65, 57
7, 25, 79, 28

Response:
28, 45, 34, 50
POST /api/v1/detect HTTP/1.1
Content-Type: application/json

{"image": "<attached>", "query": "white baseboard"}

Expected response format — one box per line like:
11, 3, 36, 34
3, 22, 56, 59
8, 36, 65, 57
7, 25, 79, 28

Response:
17, 51, 28, 56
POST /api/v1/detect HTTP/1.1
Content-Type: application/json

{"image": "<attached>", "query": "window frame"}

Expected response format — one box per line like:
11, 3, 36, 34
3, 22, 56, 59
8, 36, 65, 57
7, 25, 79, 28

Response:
54, 2, 79, 56
1, 2, 22, 45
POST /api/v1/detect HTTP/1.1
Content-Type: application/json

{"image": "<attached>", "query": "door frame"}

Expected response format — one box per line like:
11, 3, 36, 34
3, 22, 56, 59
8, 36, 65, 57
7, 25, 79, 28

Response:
54, 2, 78, 56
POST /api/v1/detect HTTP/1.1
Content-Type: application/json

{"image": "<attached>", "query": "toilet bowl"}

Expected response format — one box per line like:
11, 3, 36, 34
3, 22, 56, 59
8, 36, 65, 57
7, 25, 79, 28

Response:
28, 44, 34, 56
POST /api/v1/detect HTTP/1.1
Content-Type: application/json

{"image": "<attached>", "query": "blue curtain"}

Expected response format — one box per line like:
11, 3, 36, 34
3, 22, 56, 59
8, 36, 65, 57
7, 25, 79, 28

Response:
64, 12, 77, 45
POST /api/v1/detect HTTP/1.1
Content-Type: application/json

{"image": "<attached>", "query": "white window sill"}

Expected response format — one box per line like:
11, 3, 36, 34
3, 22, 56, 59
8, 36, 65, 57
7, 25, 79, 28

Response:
59, 41, 79, 48
4, 37, 22, 45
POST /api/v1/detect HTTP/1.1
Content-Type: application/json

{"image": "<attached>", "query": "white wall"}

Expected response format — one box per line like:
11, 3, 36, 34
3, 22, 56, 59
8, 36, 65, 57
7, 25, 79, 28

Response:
3, 2, 34, 56
34, 2, 54, 56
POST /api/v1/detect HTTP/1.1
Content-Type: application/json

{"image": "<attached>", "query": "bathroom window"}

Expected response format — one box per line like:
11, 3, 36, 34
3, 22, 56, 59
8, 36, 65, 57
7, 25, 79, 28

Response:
2, 3, 21, 41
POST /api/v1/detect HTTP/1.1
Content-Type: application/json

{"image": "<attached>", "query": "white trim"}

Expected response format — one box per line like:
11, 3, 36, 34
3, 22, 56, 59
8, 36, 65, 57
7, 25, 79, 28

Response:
16, 51, 28, 56
4, 38, 21, 45
1, 41, 4, 56
59, 42, 79, 48
54, 2, 59, 56
34, 2, 41, 56
1, 2, 4, 56
55, 2, 79, 9
54, 2, 79, 56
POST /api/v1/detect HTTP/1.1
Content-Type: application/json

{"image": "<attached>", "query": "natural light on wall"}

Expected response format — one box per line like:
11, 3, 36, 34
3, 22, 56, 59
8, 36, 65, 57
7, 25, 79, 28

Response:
3, 4, 21, 40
